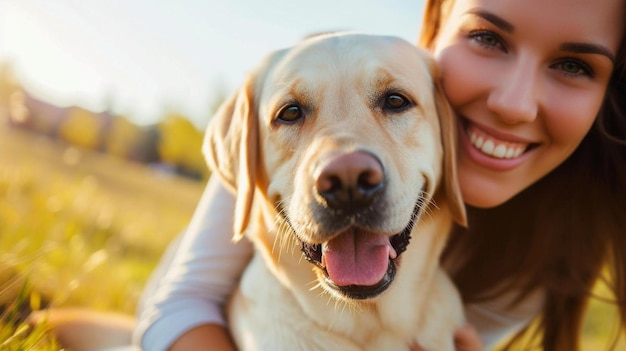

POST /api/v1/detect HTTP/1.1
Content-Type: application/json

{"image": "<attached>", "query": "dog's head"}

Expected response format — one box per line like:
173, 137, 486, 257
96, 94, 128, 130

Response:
204, 33, 466, 300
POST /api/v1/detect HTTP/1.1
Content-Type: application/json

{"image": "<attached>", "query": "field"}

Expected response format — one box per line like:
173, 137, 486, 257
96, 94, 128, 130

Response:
0, 124, 203, 349
0, 123, 623, 350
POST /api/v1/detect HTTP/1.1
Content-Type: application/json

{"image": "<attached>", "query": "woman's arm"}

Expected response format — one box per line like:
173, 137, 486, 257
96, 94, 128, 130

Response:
133, 176, 253, 351
168, 325, 236, 351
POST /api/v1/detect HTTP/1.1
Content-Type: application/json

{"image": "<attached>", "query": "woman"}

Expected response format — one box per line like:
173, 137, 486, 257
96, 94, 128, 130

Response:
134, 0, 626, 350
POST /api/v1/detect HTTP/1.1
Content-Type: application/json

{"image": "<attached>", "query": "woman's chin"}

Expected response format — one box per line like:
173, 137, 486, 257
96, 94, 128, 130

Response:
458, 172, 521, 209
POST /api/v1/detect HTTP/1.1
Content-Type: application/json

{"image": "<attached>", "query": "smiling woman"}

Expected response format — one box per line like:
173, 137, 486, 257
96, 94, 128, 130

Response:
420, 0, 626, 349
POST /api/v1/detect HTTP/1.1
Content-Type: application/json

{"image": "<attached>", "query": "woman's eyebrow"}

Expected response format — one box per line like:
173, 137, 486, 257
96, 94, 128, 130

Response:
466, 8, 514, 33
560, 42, 616, 63
466, 8, 616, 64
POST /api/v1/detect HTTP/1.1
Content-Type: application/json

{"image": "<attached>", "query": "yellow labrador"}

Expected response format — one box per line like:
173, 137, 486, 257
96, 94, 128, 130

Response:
206, 33, 467, 351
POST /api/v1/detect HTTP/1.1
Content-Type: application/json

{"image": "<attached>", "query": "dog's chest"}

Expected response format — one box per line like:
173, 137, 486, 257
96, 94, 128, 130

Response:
229, 251, 426, 350
227, 207, 461, 350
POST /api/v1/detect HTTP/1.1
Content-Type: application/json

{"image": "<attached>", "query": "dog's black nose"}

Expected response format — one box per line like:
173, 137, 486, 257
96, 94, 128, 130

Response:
314, 151, 384, 211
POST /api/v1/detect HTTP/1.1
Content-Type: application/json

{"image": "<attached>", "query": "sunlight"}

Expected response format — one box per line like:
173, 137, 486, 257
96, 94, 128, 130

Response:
2, 3, 104, 109
1, 2, 108, 111
0, 0, 424, 127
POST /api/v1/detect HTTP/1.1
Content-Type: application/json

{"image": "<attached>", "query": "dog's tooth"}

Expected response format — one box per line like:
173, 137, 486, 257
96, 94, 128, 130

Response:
389, 248, 397, 260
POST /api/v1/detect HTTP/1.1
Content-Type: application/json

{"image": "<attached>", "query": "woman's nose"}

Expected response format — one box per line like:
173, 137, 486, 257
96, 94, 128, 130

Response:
486, 59, 540, 124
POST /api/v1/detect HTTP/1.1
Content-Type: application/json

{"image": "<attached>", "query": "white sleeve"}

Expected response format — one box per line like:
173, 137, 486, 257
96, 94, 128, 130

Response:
133, 176, 253, 351
464, 288, 544, 350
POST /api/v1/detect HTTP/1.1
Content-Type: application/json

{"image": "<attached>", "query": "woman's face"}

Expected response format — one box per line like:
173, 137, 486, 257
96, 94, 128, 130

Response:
433, 0, 624, 207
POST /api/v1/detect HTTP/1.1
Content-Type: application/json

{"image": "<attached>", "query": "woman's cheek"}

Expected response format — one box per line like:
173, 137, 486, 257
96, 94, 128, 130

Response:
436, 46, 490, 109
542, 87, 601, 148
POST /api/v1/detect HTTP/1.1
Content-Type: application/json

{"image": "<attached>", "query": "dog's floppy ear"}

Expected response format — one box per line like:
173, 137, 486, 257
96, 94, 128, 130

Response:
433, 74, 468, 227
203, 73, 259, 241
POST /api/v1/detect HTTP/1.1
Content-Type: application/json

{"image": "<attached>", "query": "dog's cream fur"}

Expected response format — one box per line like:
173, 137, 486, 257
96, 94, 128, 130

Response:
205, 33, 467, 351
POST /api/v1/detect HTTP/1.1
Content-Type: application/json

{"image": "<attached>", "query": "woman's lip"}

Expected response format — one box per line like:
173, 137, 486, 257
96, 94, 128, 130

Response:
465, 119, 536, 144
458, 119, 535, 171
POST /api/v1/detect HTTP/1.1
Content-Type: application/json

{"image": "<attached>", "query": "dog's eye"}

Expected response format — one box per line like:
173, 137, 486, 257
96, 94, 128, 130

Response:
277, 105, 304, 123
384, 94, 410, 112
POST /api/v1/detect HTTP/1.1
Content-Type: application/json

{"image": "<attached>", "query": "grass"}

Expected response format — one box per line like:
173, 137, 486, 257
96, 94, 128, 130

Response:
0, 126, 203, 348
0, 281, 60, 351
0, 125, 623, 350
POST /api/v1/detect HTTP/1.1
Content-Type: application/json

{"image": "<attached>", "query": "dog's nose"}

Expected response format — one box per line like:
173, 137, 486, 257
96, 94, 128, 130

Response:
314, 151, 384, 211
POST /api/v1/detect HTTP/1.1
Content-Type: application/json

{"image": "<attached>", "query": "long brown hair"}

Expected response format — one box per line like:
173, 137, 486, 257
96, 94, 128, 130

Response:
420, 0, 626, 350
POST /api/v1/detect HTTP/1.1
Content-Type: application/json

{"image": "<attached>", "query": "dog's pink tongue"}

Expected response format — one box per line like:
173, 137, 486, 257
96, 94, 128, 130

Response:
323, 230, 392, 287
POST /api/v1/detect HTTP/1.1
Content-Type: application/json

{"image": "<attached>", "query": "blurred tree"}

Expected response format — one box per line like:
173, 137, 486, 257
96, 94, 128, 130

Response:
57, 107, 100, 149
157, 113, 208, 180
0, 61, 20, 121
0, 61, 18, 103
8, 90, 29, 125
135, 125, 161, 163
104, 115, 143, 159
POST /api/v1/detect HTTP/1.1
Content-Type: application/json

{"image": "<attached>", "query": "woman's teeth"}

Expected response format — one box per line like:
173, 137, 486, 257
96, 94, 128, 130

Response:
467, 126, 527, 159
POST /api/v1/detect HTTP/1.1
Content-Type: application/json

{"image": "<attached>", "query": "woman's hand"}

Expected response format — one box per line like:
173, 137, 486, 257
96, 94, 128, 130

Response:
453, 324, 484, 351
410, 323, 484, 351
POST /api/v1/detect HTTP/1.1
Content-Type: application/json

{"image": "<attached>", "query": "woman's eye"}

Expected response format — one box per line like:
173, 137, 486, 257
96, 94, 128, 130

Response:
384, 93, 411, 111
277, 105, 303, 123
552, 60, 593, 78
469, 30, 506, 52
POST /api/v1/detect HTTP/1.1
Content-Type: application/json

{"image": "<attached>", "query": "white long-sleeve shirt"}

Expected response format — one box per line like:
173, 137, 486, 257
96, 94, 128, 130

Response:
133, 176, 543, 351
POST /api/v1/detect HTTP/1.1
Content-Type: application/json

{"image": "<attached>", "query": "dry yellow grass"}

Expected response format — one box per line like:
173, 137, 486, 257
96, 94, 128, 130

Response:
1, 125, 203, 348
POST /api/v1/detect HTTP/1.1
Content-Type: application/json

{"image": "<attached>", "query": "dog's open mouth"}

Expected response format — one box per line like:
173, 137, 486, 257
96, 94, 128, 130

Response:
300, 202, 420, 300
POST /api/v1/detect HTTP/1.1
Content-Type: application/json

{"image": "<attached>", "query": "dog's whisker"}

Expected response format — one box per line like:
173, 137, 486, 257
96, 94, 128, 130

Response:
309, 281, 326, 297
306, 278, 320, 289
334, 296, 362, 318
421, 191, 438, 221
269, 199, 299, 262
270, 225, 285, 261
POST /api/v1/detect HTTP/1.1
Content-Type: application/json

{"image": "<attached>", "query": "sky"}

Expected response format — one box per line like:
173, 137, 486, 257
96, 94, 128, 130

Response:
0, 0, 425, 127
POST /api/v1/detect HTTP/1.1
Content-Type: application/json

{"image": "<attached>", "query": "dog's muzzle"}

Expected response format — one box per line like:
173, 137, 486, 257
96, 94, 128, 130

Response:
291, 150, 423, 300
300, 200, 421, 300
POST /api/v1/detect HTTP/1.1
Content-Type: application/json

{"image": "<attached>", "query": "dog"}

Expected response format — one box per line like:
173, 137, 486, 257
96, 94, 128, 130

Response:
205, 32, 467, 351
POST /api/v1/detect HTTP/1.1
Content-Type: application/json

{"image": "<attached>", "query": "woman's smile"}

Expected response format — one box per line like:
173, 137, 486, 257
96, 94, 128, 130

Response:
458, 118, 535, 171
